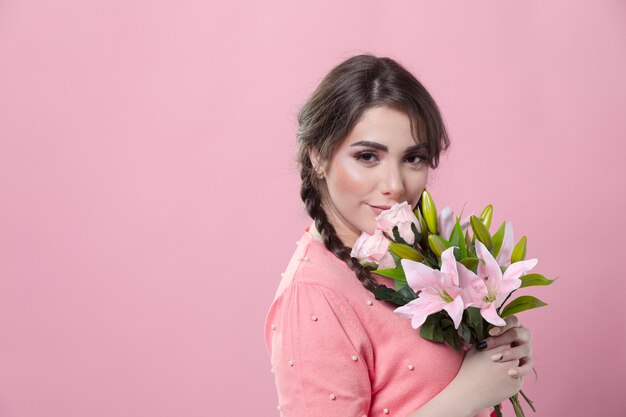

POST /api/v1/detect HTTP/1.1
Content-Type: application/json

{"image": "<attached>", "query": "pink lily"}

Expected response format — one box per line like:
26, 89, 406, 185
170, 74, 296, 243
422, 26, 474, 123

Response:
438, 206, 471, 241
394, 246, 465, 329
495, 221, 515, 267
467, 240, 538, 326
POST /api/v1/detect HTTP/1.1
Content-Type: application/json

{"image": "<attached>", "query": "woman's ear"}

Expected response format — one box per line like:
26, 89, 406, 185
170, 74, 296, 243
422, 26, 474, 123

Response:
308, 146, 327, 179
309, 146, 322, 171
308, 146, 319, 167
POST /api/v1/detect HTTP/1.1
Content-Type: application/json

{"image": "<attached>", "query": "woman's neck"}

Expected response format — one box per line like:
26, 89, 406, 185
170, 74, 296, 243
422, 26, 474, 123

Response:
309, 221, 324, 243
309, 221, 357, 248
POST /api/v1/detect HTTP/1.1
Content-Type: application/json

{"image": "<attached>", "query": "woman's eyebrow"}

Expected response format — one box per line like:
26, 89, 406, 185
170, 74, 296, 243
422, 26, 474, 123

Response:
350, 140, 427, 153
350, 140, 387, 151
404, 144, 427, 153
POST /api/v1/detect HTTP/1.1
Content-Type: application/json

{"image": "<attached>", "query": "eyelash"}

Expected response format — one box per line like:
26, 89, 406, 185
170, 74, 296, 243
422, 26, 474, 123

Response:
354, 151, 425, 166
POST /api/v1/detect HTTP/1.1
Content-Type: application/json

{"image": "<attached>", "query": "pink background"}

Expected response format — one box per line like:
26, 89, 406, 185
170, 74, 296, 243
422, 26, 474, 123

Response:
1, 1, 624, 416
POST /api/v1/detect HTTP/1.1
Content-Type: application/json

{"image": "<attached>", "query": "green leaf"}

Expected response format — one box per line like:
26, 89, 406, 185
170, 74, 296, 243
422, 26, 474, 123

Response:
470, 215, 493, 250
440, 317, 453, 329
444, 326, 461, 351
459, 322, 472, 344
500, 295, 548, 318
511, 235, 527, 263
410, 222, 422, 247
421, 312, 446, 343
520, 273, 557, 288
466, 307, 485, 340
465, 230, 472, 252
420, 323, 436, 340
459, 257, 479, 272
449, 219, 468, 260
479, 204, 493, 230
391, 225, 409, 245
414, 207, 429, 247
371, 285, 413, 306
389, 251, 402, 269
491, 221, 506, 259
432, 324, 445, 343
421, 190, 438, 234
448, 218, 467, 259
449, 220, 461, 247
372, 267, 406, 281
388, 243, 423, 262
397, 285, 417, 301
428, 234, 450, 257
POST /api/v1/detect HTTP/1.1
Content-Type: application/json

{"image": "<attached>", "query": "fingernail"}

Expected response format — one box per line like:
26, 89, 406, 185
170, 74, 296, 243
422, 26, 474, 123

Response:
508, 369, 518, 376
491, 353, 503, 361
476, 340, 488, 351
489, 327, 501, 336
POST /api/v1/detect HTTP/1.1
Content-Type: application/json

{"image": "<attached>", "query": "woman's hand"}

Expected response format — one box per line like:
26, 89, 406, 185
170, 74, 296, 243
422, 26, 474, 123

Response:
477, 314, 534, 379
408, 315, 535, 417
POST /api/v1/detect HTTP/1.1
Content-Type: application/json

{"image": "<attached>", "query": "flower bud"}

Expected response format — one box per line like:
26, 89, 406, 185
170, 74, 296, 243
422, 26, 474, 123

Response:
421, 190, 438, 234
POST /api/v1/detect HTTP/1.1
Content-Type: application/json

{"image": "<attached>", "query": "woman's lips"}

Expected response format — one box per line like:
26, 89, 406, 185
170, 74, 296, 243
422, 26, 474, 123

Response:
368, 204, 391, 216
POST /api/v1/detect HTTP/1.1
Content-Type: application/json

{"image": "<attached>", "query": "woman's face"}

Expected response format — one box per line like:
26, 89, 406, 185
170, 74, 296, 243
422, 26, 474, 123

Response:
310, 105, 430, 247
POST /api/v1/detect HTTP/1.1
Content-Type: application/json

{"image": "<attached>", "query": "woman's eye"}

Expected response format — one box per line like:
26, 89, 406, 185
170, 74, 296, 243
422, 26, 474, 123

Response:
406, 154, 423, 165
355, 151, 378, 163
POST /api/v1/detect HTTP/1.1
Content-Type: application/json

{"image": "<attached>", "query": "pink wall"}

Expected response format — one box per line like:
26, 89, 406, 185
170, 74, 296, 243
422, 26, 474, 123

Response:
1, 1, 624, 416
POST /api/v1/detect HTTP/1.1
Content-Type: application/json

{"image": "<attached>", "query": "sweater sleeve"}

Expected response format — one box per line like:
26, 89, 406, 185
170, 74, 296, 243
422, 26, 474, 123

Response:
266, 282, 372, 417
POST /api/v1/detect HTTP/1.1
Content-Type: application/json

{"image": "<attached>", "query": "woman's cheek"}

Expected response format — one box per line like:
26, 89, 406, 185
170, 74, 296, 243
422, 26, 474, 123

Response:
335, 160, 372, 196
409, 171, 428, 204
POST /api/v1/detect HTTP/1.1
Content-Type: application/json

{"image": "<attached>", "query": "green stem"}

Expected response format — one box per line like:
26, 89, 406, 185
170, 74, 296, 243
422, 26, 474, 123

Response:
519, 390, 536, 412
494, 404, 503, 417
509, 394, 525, 417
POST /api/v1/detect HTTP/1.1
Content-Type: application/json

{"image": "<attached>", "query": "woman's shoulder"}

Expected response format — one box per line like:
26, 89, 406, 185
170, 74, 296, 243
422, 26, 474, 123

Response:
263, 227, 377, 352
275, 226, 364, 294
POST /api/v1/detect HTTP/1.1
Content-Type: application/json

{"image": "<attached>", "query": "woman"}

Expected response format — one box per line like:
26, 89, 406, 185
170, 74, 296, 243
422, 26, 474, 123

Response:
264, 54, 533, 417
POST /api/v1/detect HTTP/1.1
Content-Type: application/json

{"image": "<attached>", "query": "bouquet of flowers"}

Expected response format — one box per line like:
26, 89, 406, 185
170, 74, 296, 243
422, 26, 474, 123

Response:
350, 190, 556, 417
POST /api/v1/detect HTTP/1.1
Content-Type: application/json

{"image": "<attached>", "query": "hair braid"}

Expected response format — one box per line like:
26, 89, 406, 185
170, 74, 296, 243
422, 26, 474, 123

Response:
299, 167, 380, 292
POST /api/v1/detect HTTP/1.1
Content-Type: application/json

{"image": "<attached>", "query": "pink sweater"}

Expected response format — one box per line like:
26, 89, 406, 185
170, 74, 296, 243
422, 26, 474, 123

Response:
264, 226, 490, 417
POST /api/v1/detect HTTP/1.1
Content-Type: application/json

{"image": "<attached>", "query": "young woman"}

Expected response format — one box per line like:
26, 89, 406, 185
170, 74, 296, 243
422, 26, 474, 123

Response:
264, 54, 533, 417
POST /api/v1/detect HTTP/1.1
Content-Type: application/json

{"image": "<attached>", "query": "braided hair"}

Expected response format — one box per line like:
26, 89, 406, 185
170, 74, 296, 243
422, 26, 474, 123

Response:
296, 54, 450, 293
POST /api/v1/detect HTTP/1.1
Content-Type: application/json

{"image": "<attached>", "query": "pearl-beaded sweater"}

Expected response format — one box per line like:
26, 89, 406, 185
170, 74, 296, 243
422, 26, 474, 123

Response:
264, 226, 491, 417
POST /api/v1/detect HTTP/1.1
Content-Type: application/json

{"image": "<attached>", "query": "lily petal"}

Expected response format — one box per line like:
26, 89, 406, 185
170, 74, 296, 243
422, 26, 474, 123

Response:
496, 221, 514, 267
475, 240, 503, 289
401, 258, 441, 292
502, 258, 539, 281
378, 252, 397, 269
443, 295, 465, 329
460, 276, 486, 307
460, 215, 471, 234
440, 246, 460, 286
438, 206, 454, 241
480, 303, 506, 327
457, 261, 478, 289
394, 298, 445, 329
498, 277, 522, 296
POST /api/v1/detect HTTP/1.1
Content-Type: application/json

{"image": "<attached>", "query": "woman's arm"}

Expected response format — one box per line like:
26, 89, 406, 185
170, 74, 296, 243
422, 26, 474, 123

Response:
405, 377, 479, 417
267, 282, 373, 416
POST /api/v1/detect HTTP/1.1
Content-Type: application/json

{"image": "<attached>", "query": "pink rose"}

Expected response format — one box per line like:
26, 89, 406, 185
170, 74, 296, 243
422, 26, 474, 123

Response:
375, 201, 420, 245
350, 229, 396, 269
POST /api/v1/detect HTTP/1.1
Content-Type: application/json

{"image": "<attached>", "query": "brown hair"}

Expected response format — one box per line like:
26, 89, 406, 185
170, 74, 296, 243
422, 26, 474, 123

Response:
296, 54, 450, 292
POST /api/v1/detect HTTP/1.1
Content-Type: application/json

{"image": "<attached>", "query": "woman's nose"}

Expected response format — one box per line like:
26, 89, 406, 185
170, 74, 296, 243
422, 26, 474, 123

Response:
381, 165, 405, 199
